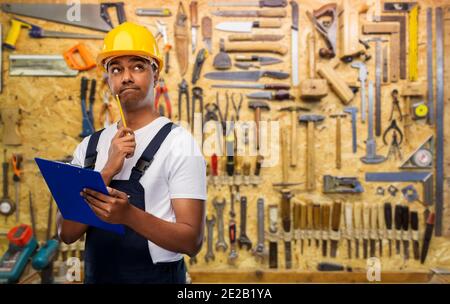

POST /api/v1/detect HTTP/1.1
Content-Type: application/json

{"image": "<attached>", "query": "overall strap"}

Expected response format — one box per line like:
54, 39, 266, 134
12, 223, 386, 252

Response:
83, 129, 105, 169
130, 122, 175, 181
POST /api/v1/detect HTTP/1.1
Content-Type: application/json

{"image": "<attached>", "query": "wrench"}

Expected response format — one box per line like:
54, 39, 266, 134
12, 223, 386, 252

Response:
238, 196, 252, 250
228, 220, 238, 263
229, 185, 236, 218
351, 61, 367, 123
213, 198, 228, 252
205, 215, 216, 262
253, 198, 267, 261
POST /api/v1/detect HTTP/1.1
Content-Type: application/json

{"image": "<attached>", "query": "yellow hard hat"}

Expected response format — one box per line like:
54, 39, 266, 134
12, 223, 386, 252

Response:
97, 22, 163, 71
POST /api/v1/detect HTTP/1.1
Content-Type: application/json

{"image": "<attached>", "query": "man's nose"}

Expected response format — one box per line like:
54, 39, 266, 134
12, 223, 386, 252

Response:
121, 67, 134, 85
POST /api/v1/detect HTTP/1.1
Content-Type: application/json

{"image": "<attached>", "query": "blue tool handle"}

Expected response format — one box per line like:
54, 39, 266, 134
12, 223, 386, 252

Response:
28, 25, 44, 38
32, 239, 59, 270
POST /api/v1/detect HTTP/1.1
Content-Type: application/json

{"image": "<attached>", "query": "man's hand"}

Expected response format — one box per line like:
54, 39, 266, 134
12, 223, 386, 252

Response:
82, 187, 134, 225
103, 127, 136, 177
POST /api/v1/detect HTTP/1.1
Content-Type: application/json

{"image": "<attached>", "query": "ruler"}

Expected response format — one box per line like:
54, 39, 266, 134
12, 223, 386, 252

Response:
435, 7, 443, 236
426, 8, 434, 125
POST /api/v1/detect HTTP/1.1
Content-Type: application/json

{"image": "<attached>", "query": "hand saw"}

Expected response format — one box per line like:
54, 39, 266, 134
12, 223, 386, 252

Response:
1, 2, 126, 32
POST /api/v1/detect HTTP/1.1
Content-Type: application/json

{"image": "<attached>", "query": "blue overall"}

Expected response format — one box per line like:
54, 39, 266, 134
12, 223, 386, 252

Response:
82, 122, 186, 284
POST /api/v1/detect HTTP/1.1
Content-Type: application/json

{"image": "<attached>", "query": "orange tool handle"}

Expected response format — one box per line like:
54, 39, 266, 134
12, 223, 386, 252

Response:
63, 43, 96, 71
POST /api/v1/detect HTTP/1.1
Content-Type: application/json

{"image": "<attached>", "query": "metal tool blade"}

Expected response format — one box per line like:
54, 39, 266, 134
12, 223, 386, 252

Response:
235, 56, 283, 66
41, 30, 104, 39
215, 22, 253, 33
209, 1, 260, 7
205, 70, 288, 81
192, 28, 197, 53
347, 239, 352, 259
413, 240, 420, 260
291, 29, 299, 85
246, 91, 272, 99
355, 239, 359, 258
1, 3, 111, 32
363, 239, 368, 258
403, 240, 409, 260
370, 239, 376, 257
212, 83, 265, 89
330, 240, 338, 258
9, 55, 78, 77
322, 240, 327, 257
212, 10, 260, 17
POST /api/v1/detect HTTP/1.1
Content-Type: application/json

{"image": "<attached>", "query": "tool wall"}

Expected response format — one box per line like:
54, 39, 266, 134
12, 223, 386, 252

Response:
0, 0, 450, 283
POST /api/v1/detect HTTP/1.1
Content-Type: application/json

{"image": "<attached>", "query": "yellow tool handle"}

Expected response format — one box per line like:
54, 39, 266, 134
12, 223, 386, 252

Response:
4, 19, 31, 50
378, 203, 385, 229
370, 204, 378, 230
344, 202, 353, 230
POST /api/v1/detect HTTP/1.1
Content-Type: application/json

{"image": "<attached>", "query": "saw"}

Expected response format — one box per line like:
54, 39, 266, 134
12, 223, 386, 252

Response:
1, 2, 126, 32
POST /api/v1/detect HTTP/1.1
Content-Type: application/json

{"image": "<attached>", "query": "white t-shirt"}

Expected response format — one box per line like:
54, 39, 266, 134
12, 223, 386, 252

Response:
71, 116, 207, 263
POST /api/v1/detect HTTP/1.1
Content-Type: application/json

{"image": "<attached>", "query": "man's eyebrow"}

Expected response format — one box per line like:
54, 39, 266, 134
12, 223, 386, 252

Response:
128, 57, 147, 64
108, 59, 120, 66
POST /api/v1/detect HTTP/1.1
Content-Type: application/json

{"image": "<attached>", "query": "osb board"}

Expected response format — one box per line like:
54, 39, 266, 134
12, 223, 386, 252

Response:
0, 0, 448, 281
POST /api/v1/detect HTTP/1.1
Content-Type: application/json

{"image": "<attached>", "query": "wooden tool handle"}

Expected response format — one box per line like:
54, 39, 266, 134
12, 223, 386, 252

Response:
331, 201, 342, 231
256, 19, 282, 28
300, 203, 307, 229
258, 8, 287, 17
281, 190, 292, 232
224, 42, 288, 55
293, 202, 301, 230
362, 203, 370, 230
354, 203, 362, 229
344, 202, 353, 230
190, 1, 198, 26
290, 111, 297, 167
281, 128, 289, 183
322, 204, 331, 230
313, 204, 321, 229
370, 204, 378, 230
378, 203, 385, 229
307, 31, 316, 79
307, 202, 313, 229
201, 17, 212, 39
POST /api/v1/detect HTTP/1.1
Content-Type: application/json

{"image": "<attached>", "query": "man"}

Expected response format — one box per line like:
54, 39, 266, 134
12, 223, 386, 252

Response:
56, 22, 207, 284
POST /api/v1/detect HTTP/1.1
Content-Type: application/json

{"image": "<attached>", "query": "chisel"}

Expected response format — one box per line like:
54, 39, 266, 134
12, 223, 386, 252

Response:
313, 204, 321, 248
401, 205, 410, 260
299, 202, 307, 254
410, 211, 420, 260
208, 0, 288, 8
420, 212, 435, 264
344, 202, 353, 259
377, 203, 385, 257
362, 203, 370, 259
370, 204, 378, 257
293, 201, 300, 247
384, 202, 393, 257
394, 204, 403, 255
306, 202, 313, 247
353, 202, 362, 258
321, 203, 330, 257
330, 200, 342, 258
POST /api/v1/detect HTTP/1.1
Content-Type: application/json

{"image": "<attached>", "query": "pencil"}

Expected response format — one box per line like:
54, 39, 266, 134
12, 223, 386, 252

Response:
115, 94, 127, 128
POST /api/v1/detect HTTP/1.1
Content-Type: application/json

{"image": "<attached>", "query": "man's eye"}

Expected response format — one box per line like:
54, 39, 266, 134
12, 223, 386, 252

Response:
134, 64, 145, 71
111, 67, 121, 74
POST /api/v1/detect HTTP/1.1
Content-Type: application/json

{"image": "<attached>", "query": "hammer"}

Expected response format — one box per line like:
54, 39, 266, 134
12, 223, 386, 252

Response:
299, 114, 325, 191
330, 113, 347, 169
248, 101, 270, 151
278, 106, 311, 167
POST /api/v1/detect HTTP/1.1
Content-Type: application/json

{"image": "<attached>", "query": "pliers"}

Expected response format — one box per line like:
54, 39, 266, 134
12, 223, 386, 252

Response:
231, 93, 243, 121
155, 78, 172, 119
178, 79, 190, 124
191, 87, 204, 131
389, 89, 402, 121
383, 119, 404, 146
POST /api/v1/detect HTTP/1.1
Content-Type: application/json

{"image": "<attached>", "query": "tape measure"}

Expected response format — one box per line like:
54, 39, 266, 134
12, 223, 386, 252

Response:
412, 103, 429, 119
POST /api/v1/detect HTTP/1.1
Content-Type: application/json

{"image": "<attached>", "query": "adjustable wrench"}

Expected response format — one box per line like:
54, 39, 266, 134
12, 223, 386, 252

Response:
238, 196, 252, 250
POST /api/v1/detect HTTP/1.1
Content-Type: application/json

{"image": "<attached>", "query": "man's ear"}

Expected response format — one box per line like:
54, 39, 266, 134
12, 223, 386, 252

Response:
153, 71, 159, 85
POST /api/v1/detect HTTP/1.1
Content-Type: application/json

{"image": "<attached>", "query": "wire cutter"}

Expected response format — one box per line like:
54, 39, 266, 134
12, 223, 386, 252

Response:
155, 78, 172, 119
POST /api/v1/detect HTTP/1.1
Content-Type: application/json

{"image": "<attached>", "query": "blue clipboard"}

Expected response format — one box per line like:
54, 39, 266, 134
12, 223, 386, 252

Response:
35, 157, 125, 235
